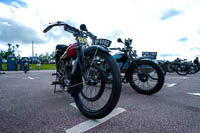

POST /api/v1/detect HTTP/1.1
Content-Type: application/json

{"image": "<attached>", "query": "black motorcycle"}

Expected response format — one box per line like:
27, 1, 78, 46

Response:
23, 60, 28, 73
110, 38, 165, 95
43, 21, 121, 119
176, 60, 198, 76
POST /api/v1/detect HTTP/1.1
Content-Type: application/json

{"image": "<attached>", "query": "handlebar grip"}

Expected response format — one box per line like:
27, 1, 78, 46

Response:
43, 26, 53, 33
64, 25, 79, 34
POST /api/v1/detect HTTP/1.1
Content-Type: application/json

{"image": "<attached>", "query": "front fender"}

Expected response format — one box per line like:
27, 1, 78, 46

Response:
84, 45, 110, 54
125, 59, 159, 82
134, 56, 158, 65
125, 60, 138, 82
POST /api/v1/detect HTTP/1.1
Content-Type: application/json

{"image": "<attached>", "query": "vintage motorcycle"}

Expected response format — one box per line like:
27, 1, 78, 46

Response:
109, 38, 165, 95
43, 21, 121, 119
176, 60, 198, 76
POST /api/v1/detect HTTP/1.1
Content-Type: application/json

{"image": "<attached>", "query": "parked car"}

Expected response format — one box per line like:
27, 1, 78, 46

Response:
29, 57, 40, 64
41, 59, 49, 64
49, 60, 55, 64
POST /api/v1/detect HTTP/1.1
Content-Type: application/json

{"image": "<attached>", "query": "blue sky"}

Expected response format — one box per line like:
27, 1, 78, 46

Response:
160, 8, 184, 21
0, 0, 200, 60
0, 0, 27, 7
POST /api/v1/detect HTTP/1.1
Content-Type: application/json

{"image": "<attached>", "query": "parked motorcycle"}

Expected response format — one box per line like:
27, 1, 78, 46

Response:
24, 63, 28, 73
164, 59, 198, 76
23, 59, 28, 73
176, 60, 198, 76
110, 38, 165, 95
43, 21, 121, 119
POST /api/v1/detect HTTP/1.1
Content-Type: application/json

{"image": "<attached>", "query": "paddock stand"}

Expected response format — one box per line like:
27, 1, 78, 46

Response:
51, 73, 65, 93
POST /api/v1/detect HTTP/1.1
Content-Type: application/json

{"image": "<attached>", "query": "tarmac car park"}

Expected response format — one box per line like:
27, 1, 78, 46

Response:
0, 70, 200, 133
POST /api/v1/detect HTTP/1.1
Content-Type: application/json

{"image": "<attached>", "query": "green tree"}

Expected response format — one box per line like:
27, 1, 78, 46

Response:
38, 53, 44, 61
50, 51, 55, 60
0, 43, 15, 59
37, 51, 55, 62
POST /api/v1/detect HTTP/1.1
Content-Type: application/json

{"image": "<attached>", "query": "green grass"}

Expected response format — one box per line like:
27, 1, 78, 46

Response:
1, 63, 56, 71
30, 64, 56, 70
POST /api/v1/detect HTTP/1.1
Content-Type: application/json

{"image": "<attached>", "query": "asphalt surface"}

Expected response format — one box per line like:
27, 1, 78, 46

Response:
0, 70, 200, 133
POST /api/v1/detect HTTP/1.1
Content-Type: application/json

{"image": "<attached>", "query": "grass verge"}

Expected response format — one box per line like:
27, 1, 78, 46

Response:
1, 63, 56, 71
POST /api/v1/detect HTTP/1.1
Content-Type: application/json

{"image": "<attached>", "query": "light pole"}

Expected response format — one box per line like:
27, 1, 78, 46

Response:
16, 44, 20, 57
32, 41, 34, 64
8, 43, 11, 51
16, 44, 19, 48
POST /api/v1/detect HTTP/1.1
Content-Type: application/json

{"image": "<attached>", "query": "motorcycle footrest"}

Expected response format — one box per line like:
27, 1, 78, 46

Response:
51, 81, 60, 85
52, 73, 58, 76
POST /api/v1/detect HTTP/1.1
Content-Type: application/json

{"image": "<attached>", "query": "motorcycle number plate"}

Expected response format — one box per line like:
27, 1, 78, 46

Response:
94, 39, 112, 47
78, 36, 87, 44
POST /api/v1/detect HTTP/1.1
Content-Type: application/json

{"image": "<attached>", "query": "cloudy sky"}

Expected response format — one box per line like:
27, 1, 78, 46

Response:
0, 0, 200, 60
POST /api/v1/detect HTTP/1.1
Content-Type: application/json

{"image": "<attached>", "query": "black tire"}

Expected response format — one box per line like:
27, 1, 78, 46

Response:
188, 65, 198, 74
176, 65, 187, 76
196, 65, 200, 73
73, 50, 121, 119
161, 66, 167, 76
129, 60, 165, 95
158, 63, 167, 76
166, 64, 173, 73
24, 66, 27, 73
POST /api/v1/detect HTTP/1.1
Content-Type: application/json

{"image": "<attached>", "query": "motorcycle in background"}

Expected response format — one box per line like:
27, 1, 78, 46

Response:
110, 38, 165, 95
24, 63, 28, 73
23, 59, 28, 73
43, 21, 121, 119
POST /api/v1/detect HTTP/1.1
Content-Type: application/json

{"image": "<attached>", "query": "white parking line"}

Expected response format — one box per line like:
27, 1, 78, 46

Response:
187, 92, 200, 96
28, 76, 34, 80
182, 77, 188, 80
165, 83, 177, 87
70, 103, 78, 110
66, 103, 126, 133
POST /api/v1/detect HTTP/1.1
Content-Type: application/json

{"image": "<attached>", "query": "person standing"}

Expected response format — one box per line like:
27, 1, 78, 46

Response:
37, 62, 41, 70
23, 58, 28, 73
194, 57, 199, 65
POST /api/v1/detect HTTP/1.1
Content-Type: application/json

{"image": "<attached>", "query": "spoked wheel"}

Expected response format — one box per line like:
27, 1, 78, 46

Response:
73, 49, 121, 119
160, 65, 167, 76
187, 65, 198, 74
176, 66, 187, 76
128, 60, 164, 95
81, 65, 106, 102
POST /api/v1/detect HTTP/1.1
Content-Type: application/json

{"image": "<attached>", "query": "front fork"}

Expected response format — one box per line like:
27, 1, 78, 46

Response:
70, 46, 98, 88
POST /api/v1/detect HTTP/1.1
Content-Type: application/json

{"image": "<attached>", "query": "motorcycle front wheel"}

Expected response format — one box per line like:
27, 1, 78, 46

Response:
73, 50, 121, 119
128, 60, 164, 95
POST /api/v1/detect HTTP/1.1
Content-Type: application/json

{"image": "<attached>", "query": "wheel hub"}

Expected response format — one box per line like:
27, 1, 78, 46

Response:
137, 73, 148, 82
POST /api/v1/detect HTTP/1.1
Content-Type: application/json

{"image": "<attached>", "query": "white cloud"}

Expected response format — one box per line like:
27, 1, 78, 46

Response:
0, 0, 200, 60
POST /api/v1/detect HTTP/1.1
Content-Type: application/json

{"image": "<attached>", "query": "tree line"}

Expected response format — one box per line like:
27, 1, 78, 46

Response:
0, 43, 55, 61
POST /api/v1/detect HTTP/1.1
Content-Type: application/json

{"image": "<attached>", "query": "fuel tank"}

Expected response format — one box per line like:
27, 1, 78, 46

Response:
66, 43, 77, 59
